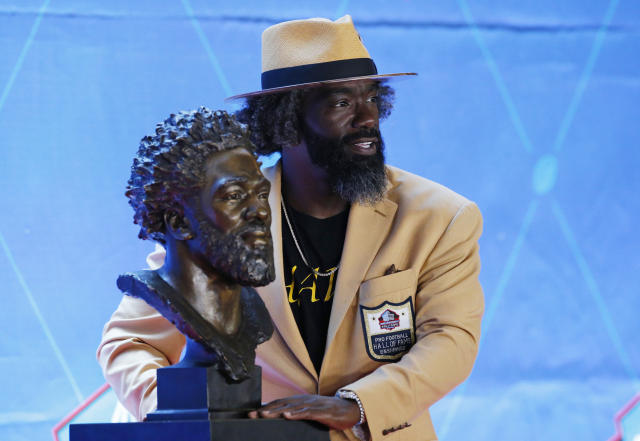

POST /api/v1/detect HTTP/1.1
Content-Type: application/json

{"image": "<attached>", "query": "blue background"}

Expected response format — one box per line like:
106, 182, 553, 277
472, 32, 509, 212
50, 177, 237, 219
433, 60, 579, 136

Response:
1, 1, 638, 440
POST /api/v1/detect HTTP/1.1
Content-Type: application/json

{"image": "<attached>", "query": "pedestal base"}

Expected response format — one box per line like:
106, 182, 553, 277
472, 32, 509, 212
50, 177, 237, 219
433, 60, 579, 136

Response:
70, 364, 330, 440
70, 418, 330, 441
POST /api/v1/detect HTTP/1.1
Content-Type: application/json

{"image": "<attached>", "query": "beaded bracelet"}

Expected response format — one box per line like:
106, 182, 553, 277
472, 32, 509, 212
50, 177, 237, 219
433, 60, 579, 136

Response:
336, 389, 366, 425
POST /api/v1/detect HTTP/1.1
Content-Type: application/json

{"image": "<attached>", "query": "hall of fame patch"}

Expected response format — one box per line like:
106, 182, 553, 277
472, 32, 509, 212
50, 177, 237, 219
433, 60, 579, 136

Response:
359, 297, 415, 362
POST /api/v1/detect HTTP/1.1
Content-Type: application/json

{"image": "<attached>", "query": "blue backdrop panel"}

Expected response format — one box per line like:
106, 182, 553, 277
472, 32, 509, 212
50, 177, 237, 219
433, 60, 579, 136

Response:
1, 1, 638, 440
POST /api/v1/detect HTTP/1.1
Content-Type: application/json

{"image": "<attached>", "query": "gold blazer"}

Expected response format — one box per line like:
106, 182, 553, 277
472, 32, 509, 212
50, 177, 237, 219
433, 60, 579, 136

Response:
98, 163, 484, 441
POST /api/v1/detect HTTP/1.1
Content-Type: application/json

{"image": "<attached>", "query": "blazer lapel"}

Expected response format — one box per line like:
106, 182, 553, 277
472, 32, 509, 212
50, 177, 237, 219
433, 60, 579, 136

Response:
325, 197, 397, 352
257, 163, 318, 380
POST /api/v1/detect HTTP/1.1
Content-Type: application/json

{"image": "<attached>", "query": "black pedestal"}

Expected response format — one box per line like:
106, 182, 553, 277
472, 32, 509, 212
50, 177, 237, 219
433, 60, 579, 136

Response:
148, 364, 263, 420
70, 365, 329, 441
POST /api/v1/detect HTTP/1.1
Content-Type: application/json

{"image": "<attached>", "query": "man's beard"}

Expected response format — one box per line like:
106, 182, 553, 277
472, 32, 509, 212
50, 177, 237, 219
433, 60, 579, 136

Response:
194, 212, 275, 287
303, 126, 388, 205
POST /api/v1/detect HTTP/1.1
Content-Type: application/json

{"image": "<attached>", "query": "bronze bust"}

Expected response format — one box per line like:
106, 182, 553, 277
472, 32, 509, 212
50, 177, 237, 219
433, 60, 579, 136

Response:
118, 108, 275, 381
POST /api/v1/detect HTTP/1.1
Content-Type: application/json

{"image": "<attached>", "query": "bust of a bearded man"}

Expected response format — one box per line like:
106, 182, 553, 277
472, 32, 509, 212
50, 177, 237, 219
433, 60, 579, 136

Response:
118, 108, 275, 382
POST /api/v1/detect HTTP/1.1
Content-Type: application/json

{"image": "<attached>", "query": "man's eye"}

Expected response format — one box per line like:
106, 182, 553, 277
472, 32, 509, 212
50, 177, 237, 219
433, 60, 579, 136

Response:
258, 192, 269, 200
334, 100, 349, 107
367, 95, 378, 103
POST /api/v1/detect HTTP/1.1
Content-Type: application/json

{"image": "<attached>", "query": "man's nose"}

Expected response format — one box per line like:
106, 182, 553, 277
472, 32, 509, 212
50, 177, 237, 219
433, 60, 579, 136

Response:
352, 103, 378, 129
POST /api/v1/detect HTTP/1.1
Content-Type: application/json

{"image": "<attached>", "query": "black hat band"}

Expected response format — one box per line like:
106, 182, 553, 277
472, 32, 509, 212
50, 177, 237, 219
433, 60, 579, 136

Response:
261, 58, 378, 90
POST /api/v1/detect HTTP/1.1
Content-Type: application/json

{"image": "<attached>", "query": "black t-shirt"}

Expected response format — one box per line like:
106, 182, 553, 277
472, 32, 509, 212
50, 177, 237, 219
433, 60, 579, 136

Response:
282, 202, 349, 375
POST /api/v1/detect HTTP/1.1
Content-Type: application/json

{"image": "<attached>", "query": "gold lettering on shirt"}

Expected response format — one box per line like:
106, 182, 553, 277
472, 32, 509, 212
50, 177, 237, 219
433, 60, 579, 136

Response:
324, 267, 337, 302
298, 270, 319, 302
286, 265, 299, 305
286, 265, 336, 304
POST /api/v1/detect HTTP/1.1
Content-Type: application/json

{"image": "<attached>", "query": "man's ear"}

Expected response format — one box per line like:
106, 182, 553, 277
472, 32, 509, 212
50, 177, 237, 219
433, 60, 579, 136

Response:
164, 209, 194, 241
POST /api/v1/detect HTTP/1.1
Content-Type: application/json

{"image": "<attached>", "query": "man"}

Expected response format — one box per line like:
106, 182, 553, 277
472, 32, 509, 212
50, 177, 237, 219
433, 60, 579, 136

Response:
99, 16, 484, 441
118, 107, 274, 381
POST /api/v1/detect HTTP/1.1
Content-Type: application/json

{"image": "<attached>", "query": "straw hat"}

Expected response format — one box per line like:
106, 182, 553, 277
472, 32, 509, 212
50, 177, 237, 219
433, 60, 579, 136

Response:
226, 15, 416, 100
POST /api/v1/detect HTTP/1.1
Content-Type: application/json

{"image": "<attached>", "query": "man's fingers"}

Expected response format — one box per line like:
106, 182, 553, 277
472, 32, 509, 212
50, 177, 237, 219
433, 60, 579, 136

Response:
257, 396, 308, 411
257, 402, 306, 418
249, 395, 359, 430
252, 395, 313, 418
258, 409, 286, 419
249, 406, 311, 421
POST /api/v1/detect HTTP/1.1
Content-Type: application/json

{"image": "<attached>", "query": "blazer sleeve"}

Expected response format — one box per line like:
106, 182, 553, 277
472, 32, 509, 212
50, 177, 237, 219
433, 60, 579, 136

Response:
344, 202, 484, 440
96, 249, 185, 421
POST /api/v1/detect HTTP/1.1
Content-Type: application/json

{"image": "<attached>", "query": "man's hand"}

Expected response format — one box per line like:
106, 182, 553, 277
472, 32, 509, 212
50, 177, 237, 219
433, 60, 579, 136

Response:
247, 394, 360, 431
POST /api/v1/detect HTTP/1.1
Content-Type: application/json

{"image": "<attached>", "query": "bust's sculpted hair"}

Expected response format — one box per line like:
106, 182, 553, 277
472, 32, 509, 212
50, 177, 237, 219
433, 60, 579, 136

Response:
236, 83, 394, 155
127, 107, 254, 243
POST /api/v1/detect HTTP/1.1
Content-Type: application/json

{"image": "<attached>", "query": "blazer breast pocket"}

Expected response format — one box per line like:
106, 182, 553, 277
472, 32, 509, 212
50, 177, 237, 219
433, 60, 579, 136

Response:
358, 268, 417, 307
358, 268, 418, 362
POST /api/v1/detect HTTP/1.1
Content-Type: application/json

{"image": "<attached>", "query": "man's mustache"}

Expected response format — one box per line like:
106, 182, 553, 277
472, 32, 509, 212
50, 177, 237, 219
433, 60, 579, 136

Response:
341, 128, 381, 145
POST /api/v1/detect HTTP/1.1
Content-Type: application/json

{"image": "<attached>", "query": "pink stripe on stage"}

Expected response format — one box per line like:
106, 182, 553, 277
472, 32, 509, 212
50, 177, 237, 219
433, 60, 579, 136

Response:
51, 383, 112, 441
607, 392, 640, 441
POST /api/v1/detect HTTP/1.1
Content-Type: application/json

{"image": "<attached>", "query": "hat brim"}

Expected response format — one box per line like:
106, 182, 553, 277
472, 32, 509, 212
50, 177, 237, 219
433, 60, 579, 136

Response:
225, 72, 417, 101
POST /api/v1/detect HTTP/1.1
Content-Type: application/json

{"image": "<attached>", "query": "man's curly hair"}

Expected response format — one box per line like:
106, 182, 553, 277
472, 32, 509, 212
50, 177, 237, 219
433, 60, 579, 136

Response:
127, 107, 254, 244
236, 83, 394, 156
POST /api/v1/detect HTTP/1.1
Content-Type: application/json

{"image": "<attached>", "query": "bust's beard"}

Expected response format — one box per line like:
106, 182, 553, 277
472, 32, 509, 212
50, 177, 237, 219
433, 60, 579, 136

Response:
195, 212, 275, 287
